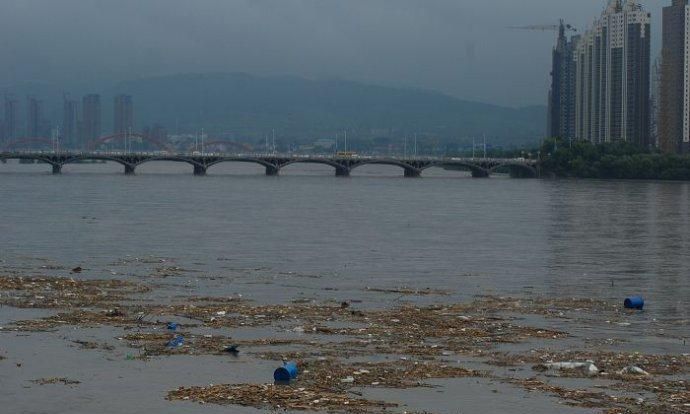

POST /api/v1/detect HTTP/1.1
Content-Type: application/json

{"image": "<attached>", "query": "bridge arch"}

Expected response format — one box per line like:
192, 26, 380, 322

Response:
421, 161, 490, 178
205, 157, 276, 170
280, 158, 343, 170
63, 154, 135, 168
488, 162, 537, 178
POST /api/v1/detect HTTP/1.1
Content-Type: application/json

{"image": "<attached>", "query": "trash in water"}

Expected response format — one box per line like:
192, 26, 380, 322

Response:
274, 361, 299, 383
624, 296, 644, 310
223, 345, 239, 355
166, 335, 185, 348
618, 366, 650, 376
535, 362, 599, 376
167, 322, 178, 331
105, 308, 125, 317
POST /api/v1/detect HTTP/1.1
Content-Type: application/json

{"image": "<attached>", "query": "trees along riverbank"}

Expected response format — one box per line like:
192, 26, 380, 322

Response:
540, 139, 690, 180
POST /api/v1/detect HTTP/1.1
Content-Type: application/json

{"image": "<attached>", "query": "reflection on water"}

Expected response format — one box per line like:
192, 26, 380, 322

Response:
1, 160, 688, 329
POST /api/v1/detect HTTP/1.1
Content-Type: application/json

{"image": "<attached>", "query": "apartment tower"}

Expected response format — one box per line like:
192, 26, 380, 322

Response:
81, 94, 101, 149
113, 95, 134, 135
574, 0, 651, 147
3, 96, 19, 141
659, 0, 690, 153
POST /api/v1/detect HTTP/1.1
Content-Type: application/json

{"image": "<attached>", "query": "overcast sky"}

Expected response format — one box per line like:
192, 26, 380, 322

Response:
0, 0, 665, 107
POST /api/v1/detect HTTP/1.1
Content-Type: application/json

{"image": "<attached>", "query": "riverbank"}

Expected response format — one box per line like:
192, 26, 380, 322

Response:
540, 141, 690, 180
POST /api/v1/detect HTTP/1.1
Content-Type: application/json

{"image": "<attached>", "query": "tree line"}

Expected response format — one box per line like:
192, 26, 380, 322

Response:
539, 139, 690, 180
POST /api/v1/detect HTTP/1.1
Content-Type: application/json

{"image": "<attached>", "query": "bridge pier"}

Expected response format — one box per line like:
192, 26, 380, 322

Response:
471, 169, 490, 178
335, 167, 350, 177
265, 165, 280, 176
52, 164, 62, 175
404, 168, 421, 178
193, 165, 207, 176
124, 164, 136, 175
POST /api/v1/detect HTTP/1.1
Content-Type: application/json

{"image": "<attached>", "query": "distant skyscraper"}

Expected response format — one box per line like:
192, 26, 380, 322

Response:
113, 95, 134, 135
26, 97, 42, 138
651, 57, 662, 149
659, 0, 690, 154
4, 96, 19, 141
548, 20, 579, 141
81, 94, 101, 148
62, 95, 79, 149
574, 0, 651, 147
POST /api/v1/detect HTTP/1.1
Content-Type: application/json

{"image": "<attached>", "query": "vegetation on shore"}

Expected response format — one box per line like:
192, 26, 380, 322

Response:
540, 139, 690, 180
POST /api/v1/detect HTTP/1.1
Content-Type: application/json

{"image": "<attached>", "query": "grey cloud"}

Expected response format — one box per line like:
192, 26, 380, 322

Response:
0, 0, 664, 106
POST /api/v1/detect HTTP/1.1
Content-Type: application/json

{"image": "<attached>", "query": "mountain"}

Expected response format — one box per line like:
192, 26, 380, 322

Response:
3, 73, 546, 147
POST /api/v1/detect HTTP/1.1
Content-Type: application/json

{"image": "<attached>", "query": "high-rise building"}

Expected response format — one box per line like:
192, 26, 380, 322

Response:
81, 94, 101, 148
651, 57, 662, 148
659, 0, 690, 154
62, 95, 79, 149
548, 21, 579, 141
4, 96, 19, 141
574, 0, 651, 148
26, 97, 42, 138
113, 95, 134, 135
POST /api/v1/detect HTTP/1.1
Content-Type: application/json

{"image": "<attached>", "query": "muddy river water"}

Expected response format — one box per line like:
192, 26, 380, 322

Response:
0, 161, 688, 413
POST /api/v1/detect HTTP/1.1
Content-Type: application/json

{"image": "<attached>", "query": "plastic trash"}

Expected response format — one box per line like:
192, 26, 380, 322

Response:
536, 362, 599, 376
167, 322, 178, 331
274, 361, 299, 382
166, 335, 184, 348
618, 366, 650, 376
624, 296, 644, 310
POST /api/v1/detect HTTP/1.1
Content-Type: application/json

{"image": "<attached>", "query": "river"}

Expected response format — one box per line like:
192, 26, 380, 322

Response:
0, 160, 688, 413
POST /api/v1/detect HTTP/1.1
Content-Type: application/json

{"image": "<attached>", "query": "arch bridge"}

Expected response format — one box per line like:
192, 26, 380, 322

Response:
0, 151, 540, 178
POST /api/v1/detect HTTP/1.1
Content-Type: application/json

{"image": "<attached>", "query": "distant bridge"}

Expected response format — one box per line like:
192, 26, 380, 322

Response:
0, 151, 540, 178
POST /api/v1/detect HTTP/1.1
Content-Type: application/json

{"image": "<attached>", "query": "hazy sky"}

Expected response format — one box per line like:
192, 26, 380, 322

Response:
0, 0, 665, 107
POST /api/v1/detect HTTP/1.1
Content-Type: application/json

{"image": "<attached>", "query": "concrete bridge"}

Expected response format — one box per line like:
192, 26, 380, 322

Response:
0, 151, 540, 178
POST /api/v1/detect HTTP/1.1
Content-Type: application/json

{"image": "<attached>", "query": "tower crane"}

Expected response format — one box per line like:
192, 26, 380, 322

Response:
508, 19, 577, 33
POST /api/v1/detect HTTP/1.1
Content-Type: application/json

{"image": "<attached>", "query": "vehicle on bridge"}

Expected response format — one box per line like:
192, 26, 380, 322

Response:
336, 151, 358, 158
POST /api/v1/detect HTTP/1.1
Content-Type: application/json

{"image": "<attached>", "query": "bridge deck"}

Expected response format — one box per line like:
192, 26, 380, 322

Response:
0, 152, 539, 178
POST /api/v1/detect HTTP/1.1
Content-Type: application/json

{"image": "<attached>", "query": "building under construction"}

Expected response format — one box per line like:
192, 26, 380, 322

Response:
659, 0, 690, 154
547, 21, 579, 141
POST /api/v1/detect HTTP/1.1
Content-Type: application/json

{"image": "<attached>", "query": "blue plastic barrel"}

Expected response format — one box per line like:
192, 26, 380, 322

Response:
273, 361, 298, 382
166, 335, 184, 348
624, 296, 644, 310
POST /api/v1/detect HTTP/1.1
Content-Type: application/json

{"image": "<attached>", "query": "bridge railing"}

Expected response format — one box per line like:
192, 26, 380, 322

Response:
0, 150, 537, 165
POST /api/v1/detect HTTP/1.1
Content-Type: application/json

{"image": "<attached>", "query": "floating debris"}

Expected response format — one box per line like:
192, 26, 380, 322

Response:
168, 383, 396, 412
31, 377, 80, 386
617, 366, 650, 376
534, 362, 599, 376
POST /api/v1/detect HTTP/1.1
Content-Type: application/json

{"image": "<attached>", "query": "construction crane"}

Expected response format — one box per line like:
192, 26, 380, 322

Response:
509, 19, 577, 33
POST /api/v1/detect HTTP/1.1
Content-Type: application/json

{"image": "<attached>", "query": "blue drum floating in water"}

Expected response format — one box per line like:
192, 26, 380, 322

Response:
624, 296, 644, 310
166, 335, 185, 348
274, 361, 298, 382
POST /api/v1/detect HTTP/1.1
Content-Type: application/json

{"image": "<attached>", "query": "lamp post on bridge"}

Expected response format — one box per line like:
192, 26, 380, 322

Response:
52, 126, 60, 153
